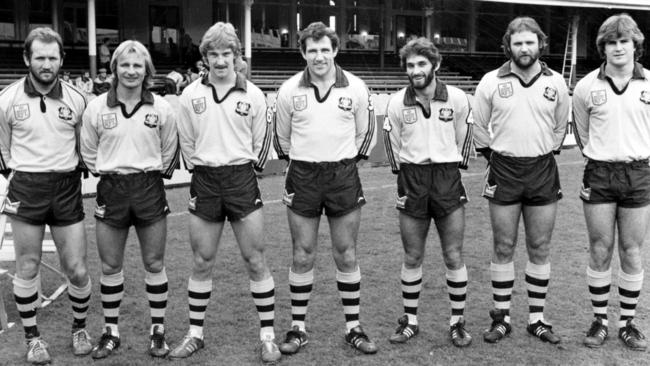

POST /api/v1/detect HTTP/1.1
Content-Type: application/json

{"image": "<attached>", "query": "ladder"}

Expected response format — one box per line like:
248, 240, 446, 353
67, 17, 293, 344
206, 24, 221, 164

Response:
561, 15, 580, 91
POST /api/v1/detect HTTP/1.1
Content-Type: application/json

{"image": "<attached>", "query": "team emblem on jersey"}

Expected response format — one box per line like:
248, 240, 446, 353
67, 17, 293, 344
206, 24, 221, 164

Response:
580, 185, 591, 200
543, 87, 557, 102
144, 113, 159, 128
498, 82, 513, 98
235, 101, 251, 116
402, 107, 418, 124
101, 113, 118, 129
282, 190, 294, 206
293, 95, 307, 111
396, 195, 407, 209
640, 91, 650, 104
338, 97, 353, 111
438, 107, 454, 122
58, 106, 73, 121
483, 183, 497, 198
12, 104, 30, 121
94, 205, 106, 219
382, 116, 392, 132
192, 97, 206, 114
591, 90, 607, 106
266, 105, 275, 124
2, 198, 19, 215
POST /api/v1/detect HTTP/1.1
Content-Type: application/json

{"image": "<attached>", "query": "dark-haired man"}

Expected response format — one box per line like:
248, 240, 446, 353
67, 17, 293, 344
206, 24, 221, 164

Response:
473, 17, 570, 344
0, 27, 92, 364
273, 21, 377, 355
383, 37, 474, 347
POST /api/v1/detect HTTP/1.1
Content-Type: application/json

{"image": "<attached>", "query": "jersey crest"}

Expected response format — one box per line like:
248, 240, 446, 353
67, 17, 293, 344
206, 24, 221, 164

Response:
58, 106, 73, 121
192, 97, 206, 114
402, 107, 418, 124
101, 113, 118, 129
640, 91, 650, 105
338, 97, 353, 111
293, 95, 307, 111
591, 90, 607, 106
438, 107, 454, 122
382, 115, 392, 132
235, 101, 251, 116
13, 104, 30, 121
543, 87, 557, 102
144, 113, 159, 128
498, 82, 513, 98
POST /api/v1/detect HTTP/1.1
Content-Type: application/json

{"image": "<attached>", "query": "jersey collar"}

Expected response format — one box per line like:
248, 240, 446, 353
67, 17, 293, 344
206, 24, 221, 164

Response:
496, 60, 553, 78
597, 62, 646, 80
24, 75, 63, 99
298, 64, 349, 88
403, 79, 448, 106
106, 86, 154, 108
200, 71, 248, 92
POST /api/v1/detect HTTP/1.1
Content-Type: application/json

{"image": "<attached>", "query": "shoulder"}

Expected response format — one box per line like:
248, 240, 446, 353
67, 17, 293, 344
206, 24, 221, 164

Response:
445, 84, 468, 102
245, 81, 266, 101
387, 88, 407, 109
0, 77, 25, 107
278, 72, 302, 93
61, 82, 87, 104
85, 93, 107, 112
573, 69, 600, 94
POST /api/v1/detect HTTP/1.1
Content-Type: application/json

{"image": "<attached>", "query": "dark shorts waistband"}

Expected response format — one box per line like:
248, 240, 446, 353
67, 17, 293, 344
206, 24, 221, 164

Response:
586, 158, 650, 169
291, 158, 356, 169
100, 170, 161, 180
13, 170, 80, 182
194, 163, 253, 174
492, 152, 553, 164
400, 162, 459, 170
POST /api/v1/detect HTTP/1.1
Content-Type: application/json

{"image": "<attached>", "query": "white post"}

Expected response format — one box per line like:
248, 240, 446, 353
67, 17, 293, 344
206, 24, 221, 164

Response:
87, 0, 97, 77
244, 0, 253, 70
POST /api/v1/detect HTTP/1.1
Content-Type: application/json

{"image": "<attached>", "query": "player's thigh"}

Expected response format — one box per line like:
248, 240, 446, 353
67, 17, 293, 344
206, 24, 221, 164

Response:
287, 208, 320, 255
231, 207, 265, 259
135, 217, 167, 267
399, 211, 430, 257
328, 207, 361, 254
11, 219, 45, 276
522, 202, 558, 247
95, 220, 129, 271
489, 201, 522, 246
617, 205, 650, 253
582, 202, 617, 247
434, 205, 465, 256
188, 213, 224, 261
50, 221, 88, 272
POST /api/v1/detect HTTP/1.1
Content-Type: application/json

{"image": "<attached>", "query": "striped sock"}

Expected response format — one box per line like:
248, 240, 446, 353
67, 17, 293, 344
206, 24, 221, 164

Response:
525, 261, 550, 324
188, 277, 212, 339
490, 262, 514, 322
100, 271, 124, 337
586, 266, 611, 326
289, 268, 313, 332
145, 268, 168, 335
401, 264, 422, 325
67, 277, 91, 330
447, 265, 468, 326
250, 276, 276, 340
13, 275, 40, 339
618, 270, 643, 328
336, 267, 361, 332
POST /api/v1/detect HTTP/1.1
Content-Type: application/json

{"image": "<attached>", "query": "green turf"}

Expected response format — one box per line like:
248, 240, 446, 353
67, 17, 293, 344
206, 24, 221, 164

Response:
1, 148, 649, 365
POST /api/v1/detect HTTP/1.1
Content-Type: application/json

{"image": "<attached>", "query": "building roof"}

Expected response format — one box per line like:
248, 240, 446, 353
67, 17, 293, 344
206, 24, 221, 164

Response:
477, 0, 650, 11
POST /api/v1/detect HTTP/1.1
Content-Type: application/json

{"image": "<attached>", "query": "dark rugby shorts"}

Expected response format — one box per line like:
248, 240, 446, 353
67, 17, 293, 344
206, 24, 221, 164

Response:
397, 162, 467, 219
580, 159, 650, 208
189, 163, 262, 222
95, 171, 169, 228
283, 158, 365, 218
482, 152, 562, 206
6, 170, 84, 226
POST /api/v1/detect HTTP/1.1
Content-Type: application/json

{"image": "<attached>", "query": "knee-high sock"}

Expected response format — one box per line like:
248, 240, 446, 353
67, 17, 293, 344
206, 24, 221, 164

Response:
145, 268, 168, 334
100, 271, 124, 337
491, 262, 514, 321
401, 265, 422, 325
525, 261, 550, 324
336, 267, 361, 332
68, 277, 91, 330
13, 274, 40, 339
447, 265, 468, 326
251, 276, 276, 340
618, 269, 643, 328
587, 266, 611, 326
188, 277, 212, 339
289, 268, 313, 332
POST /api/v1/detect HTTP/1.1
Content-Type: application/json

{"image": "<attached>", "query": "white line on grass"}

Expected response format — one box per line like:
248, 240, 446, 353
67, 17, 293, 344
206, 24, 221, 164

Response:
168, 159, 584, 217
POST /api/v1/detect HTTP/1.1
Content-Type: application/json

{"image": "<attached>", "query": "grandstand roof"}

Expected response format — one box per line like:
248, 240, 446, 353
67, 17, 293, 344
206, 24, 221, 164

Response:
478, 0, 650, 11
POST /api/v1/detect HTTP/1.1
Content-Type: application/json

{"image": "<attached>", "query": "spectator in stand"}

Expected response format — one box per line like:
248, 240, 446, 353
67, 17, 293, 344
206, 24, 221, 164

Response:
196, 60, 207, 78
93, 67, 112, 95
182, 66, 198, 86
99, 38, 111, 71
164, 67, 185, 95
61, 71, 72, 84
75, 70, 94, 97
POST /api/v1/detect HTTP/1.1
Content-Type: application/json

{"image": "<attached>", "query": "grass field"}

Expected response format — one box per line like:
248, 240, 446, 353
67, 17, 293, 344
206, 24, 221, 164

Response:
1, 148, 649, 365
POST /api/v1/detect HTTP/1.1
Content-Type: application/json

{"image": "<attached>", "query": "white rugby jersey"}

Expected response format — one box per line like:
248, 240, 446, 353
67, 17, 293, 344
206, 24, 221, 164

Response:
0, 76, 86, 173
177, 72, 272, 171
80, 87, 179, 177
573, 63, 650, 162
273, 66, 376, 162
473, 61, 570, 157
383, 81, 473, 173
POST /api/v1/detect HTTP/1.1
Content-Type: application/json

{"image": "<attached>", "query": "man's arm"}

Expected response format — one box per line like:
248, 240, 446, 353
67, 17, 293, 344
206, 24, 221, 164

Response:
571, 81, 590, 153
0, 106, 12, 176
383, 98, 402, 174
354, 88, 376, 160
455, 94, 474, 170
251, 90, 273, 172
176, 93, 197, 171
160, 104, 180, 179
79, 108, 99, 175
273, 87, 292, 161
471, 76, 493, 161
552, 76, 571, 152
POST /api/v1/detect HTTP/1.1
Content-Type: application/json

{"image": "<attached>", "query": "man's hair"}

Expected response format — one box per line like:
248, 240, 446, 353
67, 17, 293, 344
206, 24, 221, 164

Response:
24, 27, 65, 59
298, 21, 339, 53
199, 22, 241, 58
109, 40, 156, 89
501, 17, 547, 58
399, 37, 442, 70
596, 13, 645, 60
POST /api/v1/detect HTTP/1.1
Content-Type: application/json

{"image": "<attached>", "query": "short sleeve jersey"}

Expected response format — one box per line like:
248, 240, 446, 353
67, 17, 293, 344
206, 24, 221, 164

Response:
473, 61, 570, 157
0, 76, 86, 173
273, 65, 376, 162
80, 87, 180, 177
383, 81, 474, 173
573, 62, 650, 162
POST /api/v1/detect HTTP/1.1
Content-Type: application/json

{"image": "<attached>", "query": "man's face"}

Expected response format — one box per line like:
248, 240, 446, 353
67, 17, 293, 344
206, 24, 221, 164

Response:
604, 36, 635, 68
24, 39, 62, 86
83, 71, 90, 78
205, 47, 234, 80
509, 31, 540, 69
406, 54, 435, 90
115, 51, 146, 90
98, 69, 107, 80
302, 36, 338, 79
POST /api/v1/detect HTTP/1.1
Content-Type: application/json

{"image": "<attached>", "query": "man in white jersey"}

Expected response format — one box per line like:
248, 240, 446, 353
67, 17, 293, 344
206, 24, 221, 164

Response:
383, 37, 474, 348
80, 40, 179, 360
573, 14, 650, 351
473, 17, 569, 345
170, 22, 280, 363
0, 27, 93, 364
273, 21, 377, 355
